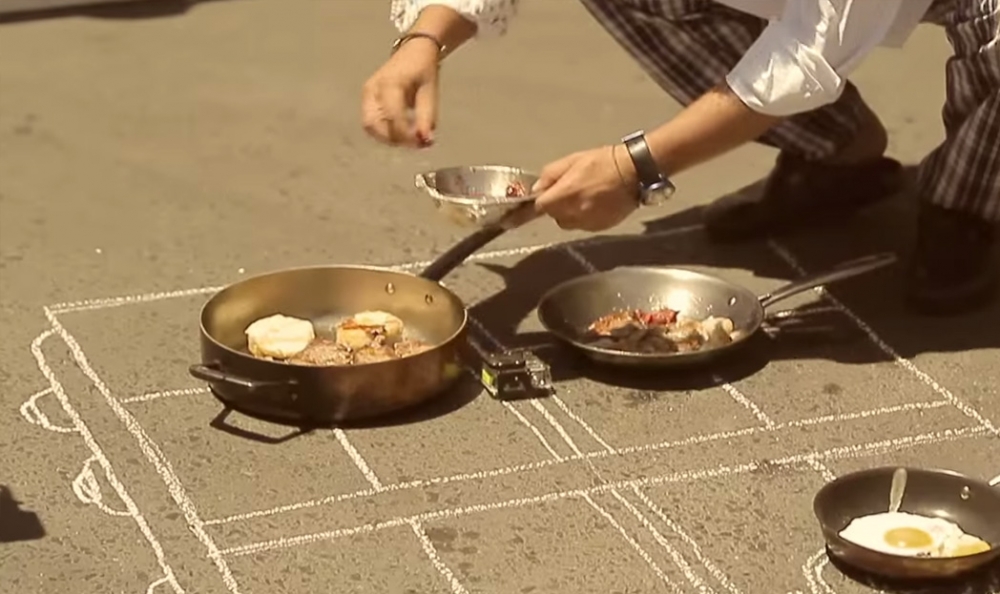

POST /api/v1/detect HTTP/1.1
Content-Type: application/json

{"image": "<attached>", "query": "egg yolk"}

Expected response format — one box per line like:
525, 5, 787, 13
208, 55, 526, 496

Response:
952, 540, 992, 557
884, 527, 934, 549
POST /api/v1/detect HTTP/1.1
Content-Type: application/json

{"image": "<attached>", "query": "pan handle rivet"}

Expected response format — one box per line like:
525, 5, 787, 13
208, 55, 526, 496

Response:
425, 294, 434, 304
385, 282, 396, 295
960, 486, 971, 500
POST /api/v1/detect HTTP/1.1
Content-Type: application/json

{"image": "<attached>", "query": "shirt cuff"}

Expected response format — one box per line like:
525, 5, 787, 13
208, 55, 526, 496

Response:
390, 0, 516, 38
725, 20, 846, 117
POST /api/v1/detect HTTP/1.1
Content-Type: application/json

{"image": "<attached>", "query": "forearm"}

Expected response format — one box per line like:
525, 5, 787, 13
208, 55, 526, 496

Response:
645, 84, 782, 177
405, 5, 478, 58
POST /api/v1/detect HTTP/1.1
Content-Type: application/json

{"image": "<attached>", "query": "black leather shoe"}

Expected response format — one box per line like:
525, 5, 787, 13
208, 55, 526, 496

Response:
906, 204, 998, 316
703, 153, 906, 242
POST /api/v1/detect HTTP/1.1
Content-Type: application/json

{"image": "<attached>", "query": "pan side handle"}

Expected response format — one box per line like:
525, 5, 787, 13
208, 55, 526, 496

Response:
990, 474, 1000, 487
188, 364, 293, 393
758, 252, 898, 309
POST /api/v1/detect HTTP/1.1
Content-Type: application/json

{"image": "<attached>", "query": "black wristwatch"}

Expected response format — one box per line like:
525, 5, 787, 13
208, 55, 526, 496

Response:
622, 130, 675, 206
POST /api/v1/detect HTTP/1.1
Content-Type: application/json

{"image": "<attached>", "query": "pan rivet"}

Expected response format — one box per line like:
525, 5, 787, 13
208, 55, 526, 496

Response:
960, 486, 971, 500
425, 294, 434, 304
385, 282, 396, 294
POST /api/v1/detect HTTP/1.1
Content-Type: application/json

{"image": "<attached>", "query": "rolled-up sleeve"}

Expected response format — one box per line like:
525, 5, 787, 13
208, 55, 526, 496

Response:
390, 0, 520, 38
726, 0, 903, 117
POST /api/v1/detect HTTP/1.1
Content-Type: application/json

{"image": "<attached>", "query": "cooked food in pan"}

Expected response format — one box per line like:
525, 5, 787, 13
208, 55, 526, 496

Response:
839, 512, 992, 558
582, 307, 737, 354
246, 314, 317, 359
244, 311, 431, 366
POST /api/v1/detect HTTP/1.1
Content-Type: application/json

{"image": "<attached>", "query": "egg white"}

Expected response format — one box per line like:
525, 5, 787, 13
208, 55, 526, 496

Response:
839, 512, 964, 557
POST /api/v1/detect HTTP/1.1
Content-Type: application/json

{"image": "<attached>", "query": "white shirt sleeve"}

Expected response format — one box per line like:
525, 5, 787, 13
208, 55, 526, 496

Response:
390, 0, 520, 38
726, 0, 903, 117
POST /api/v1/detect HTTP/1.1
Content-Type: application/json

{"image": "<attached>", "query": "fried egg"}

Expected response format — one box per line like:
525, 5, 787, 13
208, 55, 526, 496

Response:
839, 512, 991, 558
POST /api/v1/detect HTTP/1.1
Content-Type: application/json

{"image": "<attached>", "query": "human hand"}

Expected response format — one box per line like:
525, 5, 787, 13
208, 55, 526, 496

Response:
361, 38, 441, 148
531, 145, 639, 232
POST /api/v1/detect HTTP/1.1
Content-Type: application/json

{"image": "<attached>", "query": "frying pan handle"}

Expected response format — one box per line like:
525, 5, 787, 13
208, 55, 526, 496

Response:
188, 364, 293, 392
419, 225, 508, 282
758, 252, 898, 309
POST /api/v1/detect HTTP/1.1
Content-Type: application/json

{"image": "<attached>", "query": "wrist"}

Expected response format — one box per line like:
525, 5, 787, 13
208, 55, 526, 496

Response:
392, 34, 444, 63
612, 143, 639, 188
408, 5, 477, 57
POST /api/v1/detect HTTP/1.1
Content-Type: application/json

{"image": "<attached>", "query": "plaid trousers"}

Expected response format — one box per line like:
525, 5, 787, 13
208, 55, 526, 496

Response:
579, 0, 1000, 221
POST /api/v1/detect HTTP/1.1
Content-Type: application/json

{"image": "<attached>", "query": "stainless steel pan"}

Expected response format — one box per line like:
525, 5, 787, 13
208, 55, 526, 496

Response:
537, 253, 898, 367
814, 467, 1000, 579
188, 224, 510, 425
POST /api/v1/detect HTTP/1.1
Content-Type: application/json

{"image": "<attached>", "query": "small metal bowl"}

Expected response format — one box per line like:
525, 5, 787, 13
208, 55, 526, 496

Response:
415, 165, 538, 228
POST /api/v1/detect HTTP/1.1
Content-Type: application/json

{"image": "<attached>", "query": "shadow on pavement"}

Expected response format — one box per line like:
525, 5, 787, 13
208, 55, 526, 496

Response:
468, 170, 999, 389
0, 0, 234, 25
0, 485, 46, 543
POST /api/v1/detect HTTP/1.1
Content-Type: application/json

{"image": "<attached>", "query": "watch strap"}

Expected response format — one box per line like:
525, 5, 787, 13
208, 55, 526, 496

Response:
622, 132, 663, 188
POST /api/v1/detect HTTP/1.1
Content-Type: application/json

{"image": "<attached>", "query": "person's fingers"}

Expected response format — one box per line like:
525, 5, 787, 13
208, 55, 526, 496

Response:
413, 81, 438, 147
531, 153, 578, 195
361, 82, 392, 143
380, 83, 418, 147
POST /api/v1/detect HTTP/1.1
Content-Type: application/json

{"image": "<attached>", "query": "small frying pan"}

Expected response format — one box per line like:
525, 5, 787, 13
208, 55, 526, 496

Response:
537, 252, 898, 367
814, 467, 1000, 579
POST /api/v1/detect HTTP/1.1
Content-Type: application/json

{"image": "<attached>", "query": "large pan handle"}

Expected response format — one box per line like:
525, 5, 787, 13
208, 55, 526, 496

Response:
758, 252, 898, 309
189, 364, 294, 393
419, 226, 509, 282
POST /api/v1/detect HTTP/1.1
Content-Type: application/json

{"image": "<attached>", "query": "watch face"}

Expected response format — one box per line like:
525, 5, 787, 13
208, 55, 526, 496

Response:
640, 180, 675, 206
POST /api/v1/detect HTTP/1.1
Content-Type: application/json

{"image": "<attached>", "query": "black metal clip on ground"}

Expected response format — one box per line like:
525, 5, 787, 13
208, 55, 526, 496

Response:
465, 335, 555, 401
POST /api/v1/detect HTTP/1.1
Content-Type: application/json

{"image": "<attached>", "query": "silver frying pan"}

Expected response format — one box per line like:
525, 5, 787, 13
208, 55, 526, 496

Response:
537, 253, 898, 367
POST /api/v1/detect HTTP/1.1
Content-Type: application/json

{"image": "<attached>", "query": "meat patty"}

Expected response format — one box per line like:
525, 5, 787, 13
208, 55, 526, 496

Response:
287, 338, 353, 366
353, 345, 396, 365
393, 339, 432, 358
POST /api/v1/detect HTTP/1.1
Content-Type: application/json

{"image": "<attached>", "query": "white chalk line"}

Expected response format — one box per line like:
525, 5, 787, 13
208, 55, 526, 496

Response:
42, 310, 242, 594
582, 492, 686, 593
217, 425, 984, 558
19, 387, 78, 433
633, 486, 744, 594
768, 240, 999, 439
466, 256, 723, 591
502, 400, 565, 461
550, 394, 617, 453
609, 488, 715, 594
46, 225, 706, 314
561, 244, 599, 273
201, 397, 965, 527
333, 429, 384, 492
528, 398, 585, 458
121, 388, 209, 404
558, 245, 743, 594
783, 400, 951, 428
508, 358, 698, 589
714, 377, 776, 430
72, 454, 131, 517
802, 548, 837, 594
147, 576, 174, 594
409, 520, 470, 594
804, 458, 838, 483
27, 329, 184, 594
